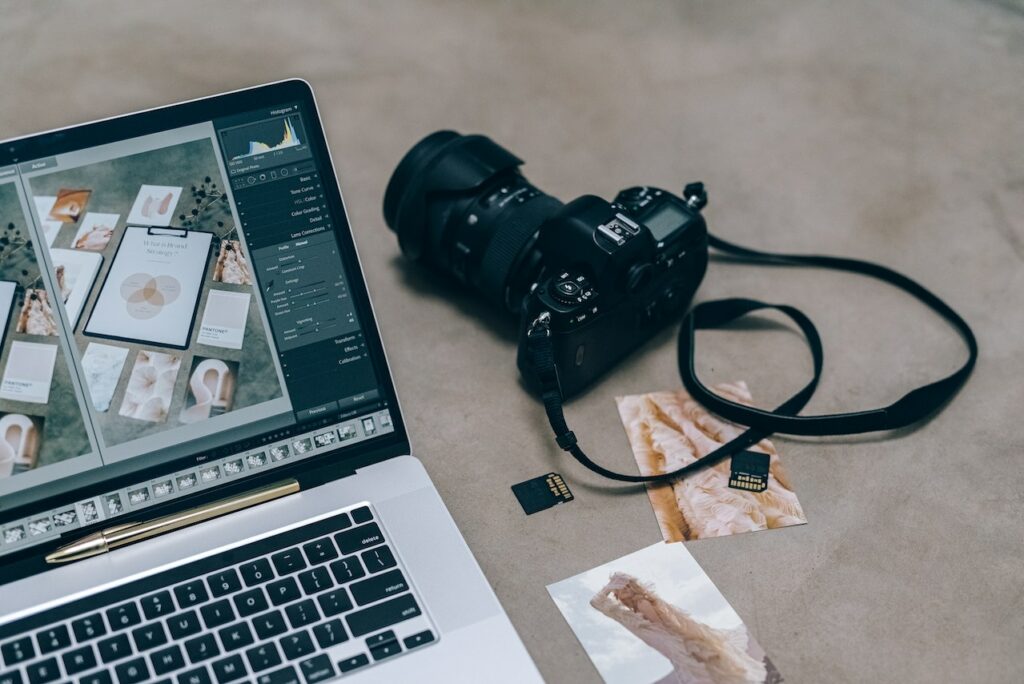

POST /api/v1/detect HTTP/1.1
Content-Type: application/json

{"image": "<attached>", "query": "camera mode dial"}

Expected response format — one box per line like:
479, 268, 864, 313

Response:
550, 272, 596, 306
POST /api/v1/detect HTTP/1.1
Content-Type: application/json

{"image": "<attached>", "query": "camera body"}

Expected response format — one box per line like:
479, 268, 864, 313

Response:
517, 186, 708, 396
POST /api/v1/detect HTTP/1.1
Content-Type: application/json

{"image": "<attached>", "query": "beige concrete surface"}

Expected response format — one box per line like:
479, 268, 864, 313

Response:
1, 1, 1022, 682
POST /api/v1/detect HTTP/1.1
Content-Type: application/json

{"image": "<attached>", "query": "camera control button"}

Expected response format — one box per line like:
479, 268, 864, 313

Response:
551, 278, 585, 304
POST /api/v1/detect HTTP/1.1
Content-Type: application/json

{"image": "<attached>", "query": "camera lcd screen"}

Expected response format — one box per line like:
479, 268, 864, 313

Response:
643, 202, 688, 242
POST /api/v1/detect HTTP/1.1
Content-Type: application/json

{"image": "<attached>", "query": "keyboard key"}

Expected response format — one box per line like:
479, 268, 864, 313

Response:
279, 631, 314, 661
107, 603, 142, 630
311, 619, 347, 648
176, 667, 212, 684
350, 568, 409, 606
151, 644, 186, 675
200, 599, 235, 629
244, 642, 282, 673
131, 622, 168, 651
114, 656, 150, 684
72, 613, 108, 642
211, 654, 246, 683
365, 630, 396, 649
334, 523, 384, 555
297, 567, 332, 595
298, 655, 334, 684
98, 633, 132, 663
346, 593, 421, 637
233, 588, 269, 617
337, 653, 369, 673
80, 671, 113, 684
350, 506, 373, 524
0, 671, 21, 684
266, 577, 301, 606
284, 599, 319, 628
316, 588, 353, 617
239, 559, 275, 586
36, 624, 70, 654
168, 610, 202, 640
256, 665, 299, 684
404, 629, 436, 649
327, 557, 365, 584
270, 548, 306, 576
252, 611, 287, 640
184, 634, 220, 664
62, 644, 97, 674
370, 640, 402, 661
361, 545, 397, 573
25, 658, 59, 684
300, 539, 337, 565
1, 637, 34, 665
174, 581, 209, 609
217, 622, 254, 652
141, 591, 175, 620
207, 569, 241, 598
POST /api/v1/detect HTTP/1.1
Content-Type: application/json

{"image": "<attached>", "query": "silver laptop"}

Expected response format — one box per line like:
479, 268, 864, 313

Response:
0, 80, 539, 684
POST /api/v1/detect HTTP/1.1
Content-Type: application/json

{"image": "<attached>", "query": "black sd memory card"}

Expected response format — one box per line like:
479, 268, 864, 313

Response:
729, 451, 770, 492
511, 473, 574, 515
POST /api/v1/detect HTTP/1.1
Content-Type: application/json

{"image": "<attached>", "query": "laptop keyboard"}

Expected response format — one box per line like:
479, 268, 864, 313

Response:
0, 505, 437, 684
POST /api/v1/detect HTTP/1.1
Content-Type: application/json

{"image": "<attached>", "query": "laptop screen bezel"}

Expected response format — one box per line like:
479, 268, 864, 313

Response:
0, 80, 412, 570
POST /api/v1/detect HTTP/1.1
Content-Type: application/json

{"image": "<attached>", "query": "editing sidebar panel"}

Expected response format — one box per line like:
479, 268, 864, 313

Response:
215, 105, 380, 423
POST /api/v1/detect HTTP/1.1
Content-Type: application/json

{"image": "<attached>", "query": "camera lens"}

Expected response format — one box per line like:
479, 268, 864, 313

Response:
383, 131, 563, 313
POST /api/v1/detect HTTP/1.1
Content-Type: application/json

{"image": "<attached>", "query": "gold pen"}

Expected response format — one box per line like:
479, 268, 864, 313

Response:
46, 479, 301, 564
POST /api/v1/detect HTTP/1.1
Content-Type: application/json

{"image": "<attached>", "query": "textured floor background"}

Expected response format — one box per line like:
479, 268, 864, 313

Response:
1, 1, 1022, 682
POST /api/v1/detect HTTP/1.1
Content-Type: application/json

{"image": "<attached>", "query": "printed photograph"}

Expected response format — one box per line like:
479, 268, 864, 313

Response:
549, 541, 784, 684
180, 357, 238, 423
212, 240, 253, 285
119, 350, 181, 423
49, 248, 102, 328
49, 188, 91, 223
616, 383, 806, 542
127, 185, 182, 227
80, 342, 129, 412
72, 212, 119, 251
32, 196, 62, 247
16, 289, 58, 336
0, 413, 44, 478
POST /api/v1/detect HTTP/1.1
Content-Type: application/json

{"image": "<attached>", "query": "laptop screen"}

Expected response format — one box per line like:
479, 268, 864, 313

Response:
0, 82, 405, 561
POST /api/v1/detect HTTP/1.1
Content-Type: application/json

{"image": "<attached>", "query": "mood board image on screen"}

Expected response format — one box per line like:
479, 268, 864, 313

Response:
0, 123, 294, 500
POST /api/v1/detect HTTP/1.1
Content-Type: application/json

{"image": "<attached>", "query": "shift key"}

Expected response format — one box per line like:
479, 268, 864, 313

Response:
335, 523, 385, 554
346, 594, 421, 637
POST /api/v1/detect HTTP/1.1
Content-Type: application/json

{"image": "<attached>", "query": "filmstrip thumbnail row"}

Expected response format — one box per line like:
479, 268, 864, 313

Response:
0, 410, 393, 555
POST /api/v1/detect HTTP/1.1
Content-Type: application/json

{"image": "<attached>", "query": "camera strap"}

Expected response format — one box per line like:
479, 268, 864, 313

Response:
525, 234, 978, 484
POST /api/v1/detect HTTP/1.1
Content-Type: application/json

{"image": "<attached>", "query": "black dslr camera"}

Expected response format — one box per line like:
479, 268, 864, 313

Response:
383, 131, 709, 397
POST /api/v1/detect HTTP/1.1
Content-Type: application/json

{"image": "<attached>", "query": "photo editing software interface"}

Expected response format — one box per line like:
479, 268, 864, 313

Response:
0, 103, 394, 557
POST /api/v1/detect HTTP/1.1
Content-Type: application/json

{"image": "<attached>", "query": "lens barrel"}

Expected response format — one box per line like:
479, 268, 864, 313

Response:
383, 131, 563, 313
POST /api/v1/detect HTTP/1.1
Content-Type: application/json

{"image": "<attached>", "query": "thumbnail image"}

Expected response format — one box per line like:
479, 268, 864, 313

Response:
49, 188, 91, 223
616, 384, 806, 542
224, 458, 244, 476
176, 472, 197, 490
181, 357, 238, 423
293, 437, 313, 455
80, 500, 100, 523
49, 248, 102, 328
53, 509, 78, 527
197, 289, 250, 350
28, 517, 52, 536
119, 350, 181, 423
127, 185, 182, 227
339, 425, 357, 441
72, 213, 119, 251
362, 417, 376, 436
80, 342, 129, 412
127, 486, 151, 505
213, 240, 253, 285
153, 480, 174, 497
380, 413, 392, 429
269, 444, 290, 461
0, 341, 58, 404
103, 493, 123, 515
4, 525, 26, 544
200, 465, 221, 483
16, 288, 58, 336
314, 430, 338, 448
246, 452, 267, 468
549, 541, 784, 684
0, 413, 44, 477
